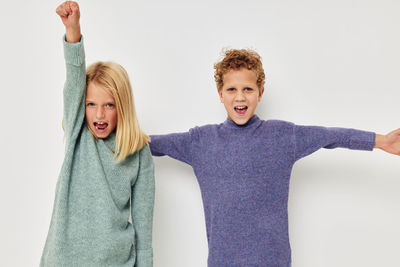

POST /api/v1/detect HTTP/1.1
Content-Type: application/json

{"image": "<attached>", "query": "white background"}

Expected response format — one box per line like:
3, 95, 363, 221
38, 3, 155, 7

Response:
1, 0, 399, 266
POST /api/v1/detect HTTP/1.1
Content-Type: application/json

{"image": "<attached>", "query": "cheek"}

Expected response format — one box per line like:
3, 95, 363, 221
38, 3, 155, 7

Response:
221, 94, 232, 104
252, 94, 260, 103
85, 108, 92, 121
110, 110, 118, 125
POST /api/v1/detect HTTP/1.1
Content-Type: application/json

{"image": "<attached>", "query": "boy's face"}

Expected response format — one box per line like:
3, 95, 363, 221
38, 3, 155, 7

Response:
85, 82, 118, 139
218, 68, 264, 125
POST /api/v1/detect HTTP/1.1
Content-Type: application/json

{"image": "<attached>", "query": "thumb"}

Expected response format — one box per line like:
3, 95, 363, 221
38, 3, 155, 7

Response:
70, 2, 80, 15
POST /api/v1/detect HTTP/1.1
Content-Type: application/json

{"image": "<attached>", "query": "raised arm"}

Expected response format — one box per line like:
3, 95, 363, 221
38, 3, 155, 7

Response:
131, 146, 155, 267
374, 129, 400, 156
56, 1, 86, 142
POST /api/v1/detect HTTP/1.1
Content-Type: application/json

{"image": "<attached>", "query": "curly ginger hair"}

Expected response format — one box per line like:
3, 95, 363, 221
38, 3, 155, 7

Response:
214, 48, 265, 90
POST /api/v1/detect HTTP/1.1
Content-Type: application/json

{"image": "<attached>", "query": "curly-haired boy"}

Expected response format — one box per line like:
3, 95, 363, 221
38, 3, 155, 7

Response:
149, 48, 400, 267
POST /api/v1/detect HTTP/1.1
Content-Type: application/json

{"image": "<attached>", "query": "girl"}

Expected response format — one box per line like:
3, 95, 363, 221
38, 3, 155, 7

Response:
40, 2, 154, 266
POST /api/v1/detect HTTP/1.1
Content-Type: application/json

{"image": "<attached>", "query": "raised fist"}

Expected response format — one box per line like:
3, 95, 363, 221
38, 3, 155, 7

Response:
56, 1, 81, 43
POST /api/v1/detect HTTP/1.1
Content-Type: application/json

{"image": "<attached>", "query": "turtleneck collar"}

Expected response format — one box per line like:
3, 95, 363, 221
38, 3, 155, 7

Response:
222, 114, 262, 129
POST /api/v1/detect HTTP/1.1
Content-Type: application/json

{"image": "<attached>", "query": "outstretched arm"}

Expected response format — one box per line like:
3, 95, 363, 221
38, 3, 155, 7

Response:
374, 129, 400, 156
293, 125, 376, 161
149, 129, 198, 166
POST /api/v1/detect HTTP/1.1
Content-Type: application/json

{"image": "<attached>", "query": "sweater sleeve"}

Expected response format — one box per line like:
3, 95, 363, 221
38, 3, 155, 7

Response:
62, 35, 86, 144
132, 145, 155, 267
149, 129, 197, 166
294, 124, 376, 162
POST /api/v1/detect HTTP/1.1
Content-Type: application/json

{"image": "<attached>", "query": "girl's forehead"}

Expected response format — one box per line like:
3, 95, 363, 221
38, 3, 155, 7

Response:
86, 82, 114, 100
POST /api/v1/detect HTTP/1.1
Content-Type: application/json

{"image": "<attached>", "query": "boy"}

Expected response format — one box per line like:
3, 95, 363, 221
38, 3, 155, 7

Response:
149, 49, 400, 266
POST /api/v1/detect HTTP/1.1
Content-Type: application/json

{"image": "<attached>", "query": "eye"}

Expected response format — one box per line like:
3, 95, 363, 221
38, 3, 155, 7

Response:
244, 87, 253, 91
227, 87, 235, 92
106, 103, 115, 108
86, 102, 95, 107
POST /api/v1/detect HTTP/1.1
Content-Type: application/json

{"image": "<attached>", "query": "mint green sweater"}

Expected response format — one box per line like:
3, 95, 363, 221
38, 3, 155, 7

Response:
40, 38, 154, 267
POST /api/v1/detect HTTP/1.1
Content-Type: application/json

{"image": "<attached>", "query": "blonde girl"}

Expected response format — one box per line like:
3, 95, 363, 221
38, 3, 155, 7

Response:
40, 2, 154, 266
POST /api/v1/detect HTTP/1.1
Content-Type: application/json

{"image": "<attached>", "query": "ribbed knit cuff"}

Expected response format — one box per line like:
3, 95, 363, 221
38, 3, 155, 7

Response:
63, 35, 85, 66
135, 248, 153, 267
347, 130, 376, 151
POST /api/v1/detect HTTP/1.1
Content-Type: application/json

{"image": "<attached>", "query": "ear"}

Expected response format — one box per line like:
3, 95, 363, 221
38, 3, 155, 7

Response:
218, 89, 223, 102
258, 87, 264, 102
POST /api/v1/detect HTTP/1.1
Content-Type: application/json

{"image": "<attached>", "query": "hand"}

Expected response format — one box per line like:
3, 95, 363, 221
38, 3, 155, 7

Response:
56, 1, 81, 43
375, 129, 400, 156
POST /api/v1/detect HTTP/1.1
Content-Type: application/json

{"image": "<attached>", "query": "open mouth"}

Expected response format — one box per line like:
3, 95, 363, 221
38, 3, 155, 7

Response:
234, 105, 248, 115
94, 122, 109, 132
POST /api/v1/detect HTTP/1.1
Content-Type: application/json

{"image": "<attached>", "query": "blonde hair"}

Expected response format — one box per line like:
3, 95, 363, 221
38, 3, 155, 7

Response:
214, 48, 265, 91
86, 61, 149, 162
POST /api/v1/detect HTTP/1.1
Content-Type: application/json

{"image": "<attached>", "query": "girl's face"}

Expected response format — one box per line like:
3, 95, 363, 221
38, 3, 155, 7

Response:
85, 82, 118, 139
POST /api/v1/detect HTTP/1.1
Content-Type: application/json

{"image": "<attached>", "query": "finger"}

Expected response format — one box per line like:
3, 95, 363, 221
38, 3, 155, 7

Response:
70, 2, 80, 16
56, 2, 70, 17
56, 5, 67, 17
391, 128, 400, 135
65, 1, 73, 15
56, 9, 68, 17
70, 1, 79, 10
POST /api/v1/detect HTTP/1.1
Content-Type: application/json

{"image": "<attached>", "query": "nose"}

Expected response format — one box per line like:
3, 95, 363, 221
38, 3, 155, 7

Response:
235, 90, 245, 101
96, 106, 105, 119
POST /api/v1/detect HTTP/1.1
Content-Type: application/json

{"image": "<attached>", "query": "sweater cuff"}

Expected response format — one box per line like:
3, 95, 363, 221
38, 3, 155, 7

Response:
63, 34, 85, 66
135, 248, 153, 267
348, 130, 376, 151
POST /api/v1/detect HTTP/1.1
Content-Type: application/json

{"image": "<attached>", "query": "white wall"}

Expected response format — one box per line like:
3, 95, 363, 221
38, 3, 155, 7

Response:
1, 0, 399, 266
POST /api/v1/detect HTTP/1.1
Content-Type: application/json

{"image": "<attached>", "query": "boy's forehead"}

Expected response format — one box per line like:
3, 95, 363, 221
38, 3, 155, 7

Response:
222, 68, 258, 83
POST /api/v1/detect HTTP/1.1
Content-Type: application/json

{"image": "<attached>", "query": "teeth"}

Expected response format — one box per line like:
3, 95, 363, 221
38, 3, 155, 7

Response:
235, 106, 247, 110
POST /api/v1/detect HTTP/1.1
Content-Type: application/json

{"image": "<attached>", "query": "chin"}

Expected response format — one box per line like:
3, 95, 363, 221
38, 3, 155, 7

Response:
94, 133, 109, 139
232, 117, 250, 125
89, 127, 111, 139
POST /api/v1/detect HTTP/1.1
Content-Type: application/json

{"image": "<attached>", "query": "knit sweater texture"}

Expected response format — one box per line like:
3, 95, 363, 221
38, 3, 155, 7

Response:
149, 115, 375, 267
40, 37, 155, 267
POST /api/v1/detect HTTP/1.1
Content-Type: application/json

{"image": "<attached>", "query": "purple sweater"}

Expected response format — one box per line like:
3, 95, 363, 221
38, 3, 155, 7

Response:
149, 115, 375, 267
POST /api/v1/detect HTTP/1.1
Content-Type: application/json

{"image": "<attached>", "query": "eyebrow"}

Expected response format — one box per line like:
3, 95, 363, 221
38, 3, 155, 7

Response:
85, 99, 116, 103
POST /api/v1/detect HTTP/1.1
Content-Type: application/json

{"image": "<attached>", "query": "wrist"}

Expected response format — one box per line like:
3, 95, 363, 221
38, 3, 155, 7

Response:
374, 134, 386, 149
65, 25, 81, 43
